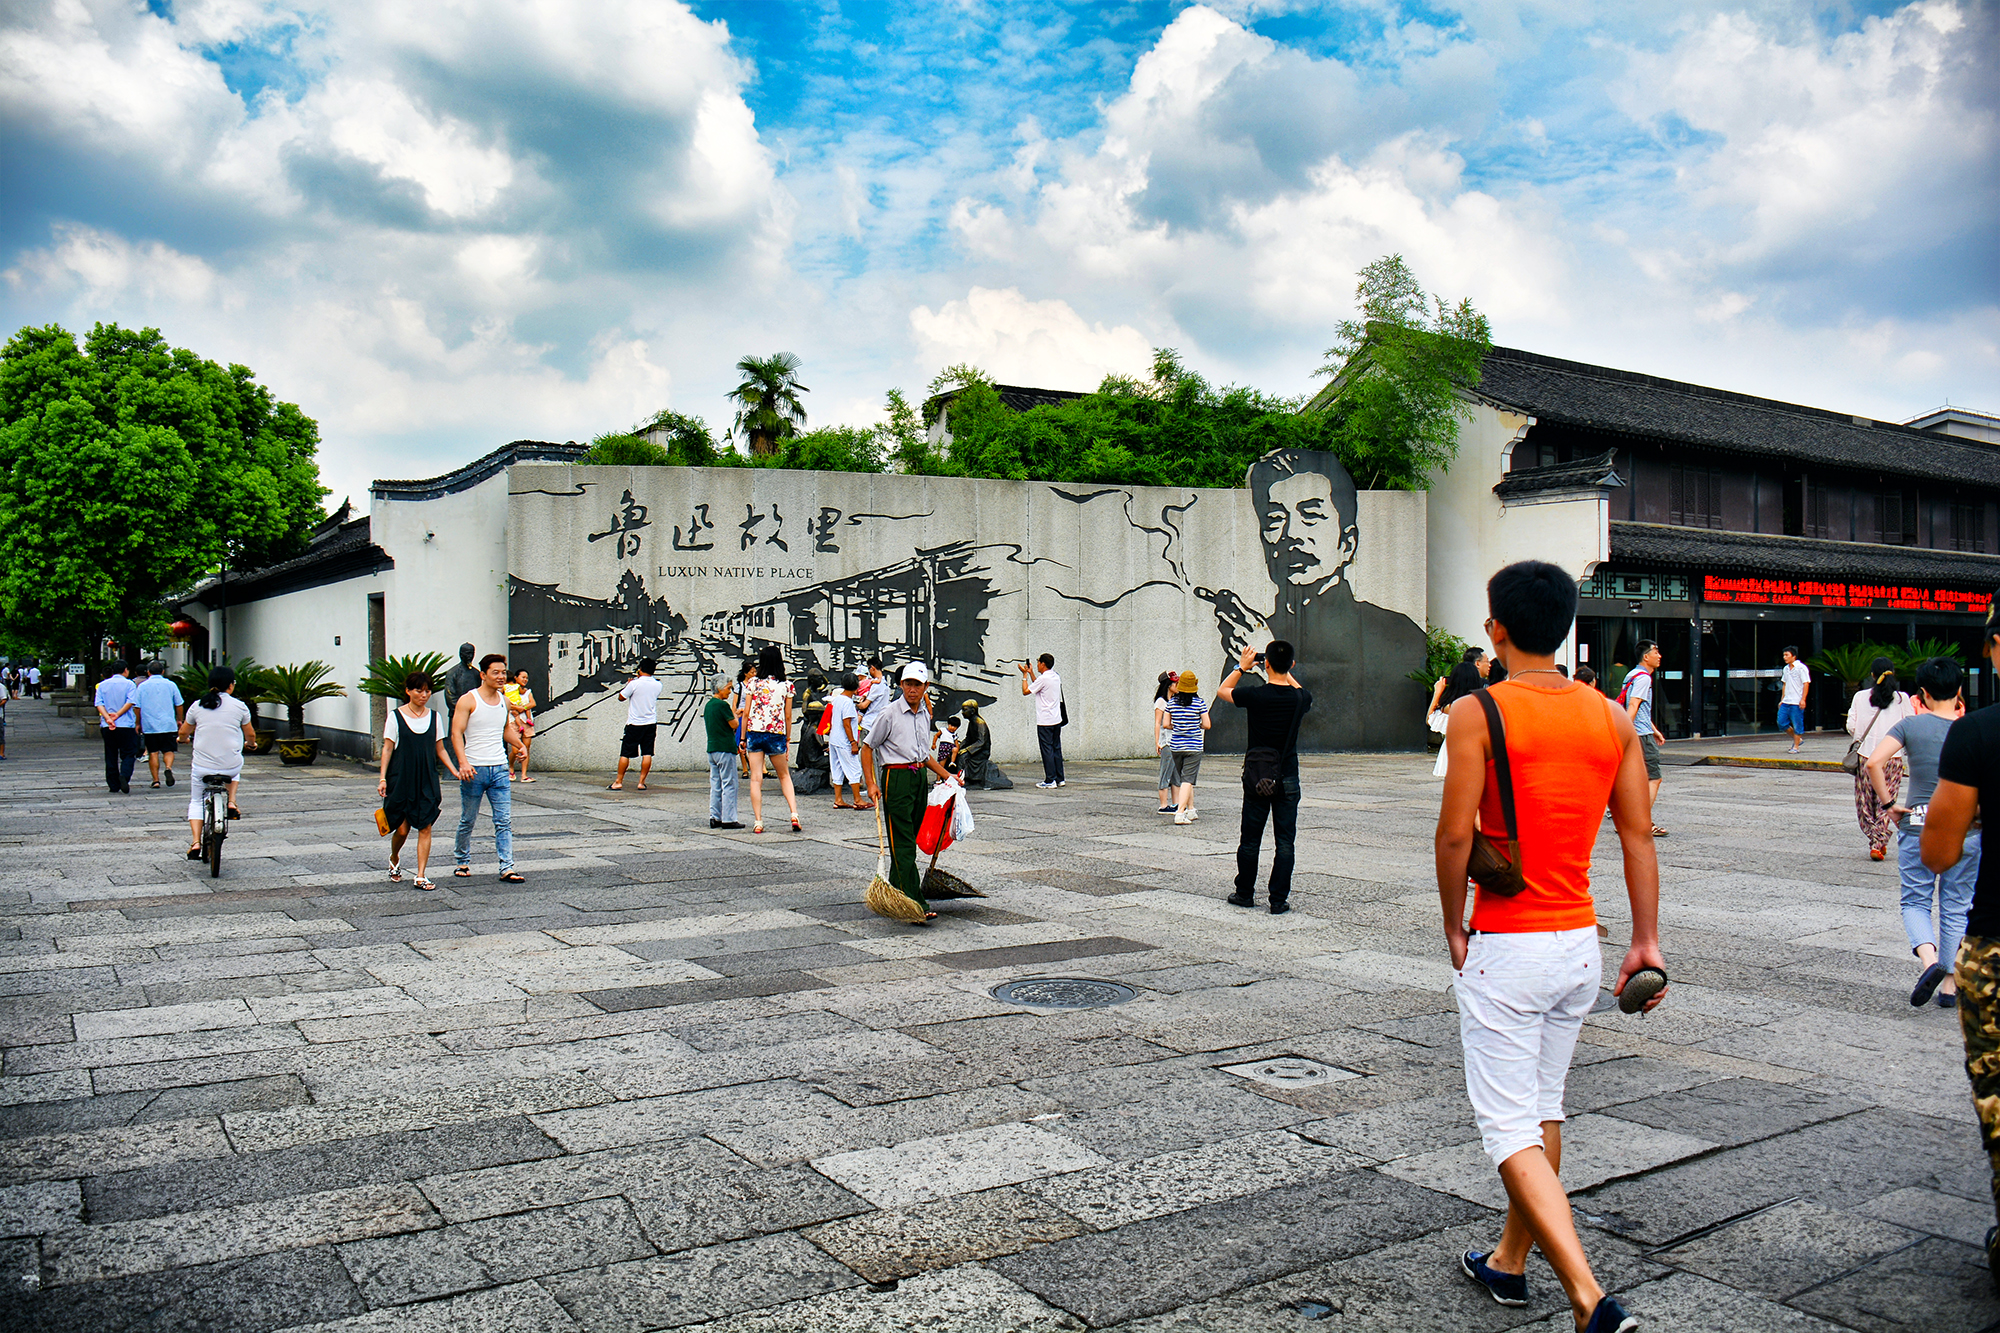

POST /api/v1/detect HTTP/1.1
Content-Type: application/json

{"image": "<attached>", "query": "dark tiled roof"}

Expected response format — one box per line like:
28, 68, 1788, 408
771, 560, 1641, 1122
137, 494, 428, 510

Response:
1608, 521, 2000, 587
1493, 449, 1623, 499
182, 515, 390, 607
372, 440, 587, 501
923, 383, 1088, 424
1475, 346, 2000, 486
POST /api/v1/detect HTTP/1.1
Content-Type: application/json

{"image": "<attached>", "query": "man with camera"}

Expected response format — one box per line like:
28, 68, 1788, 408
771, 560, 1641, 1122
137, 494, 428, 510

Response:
1215, 640, 1312, 913
1019, 653, 1064, 788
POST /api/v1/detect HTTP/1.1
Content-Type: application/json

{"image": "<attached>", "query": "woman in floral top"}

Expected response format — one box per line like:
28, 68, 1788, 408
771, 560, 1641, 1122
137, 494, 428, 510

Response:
741, 645, 801, 833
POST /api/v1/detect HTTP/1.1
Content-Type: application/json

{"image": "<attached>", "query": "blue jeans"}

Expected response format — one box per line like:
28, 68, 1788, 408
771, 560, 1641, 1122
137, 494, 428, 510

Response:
1898, 825, 1978, 964
455, 765, 513, 873
708, 752, 739, 823
1236, 775, 1301, 904
1777, 703, 1805, 734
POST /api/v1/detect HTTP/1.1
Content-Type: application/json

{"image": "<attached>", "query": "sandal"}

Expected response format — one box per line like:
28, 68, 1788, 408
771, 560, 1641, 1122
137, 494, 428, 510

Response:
854, 802, 876, 811
413, 876, 436, 891
790, 816, 802, 833
226, 805, 241, 820
518, 776, 535, 782
454, 866, 471, 877
150, 781, 161, 789
186, 845, 202, 861
636, 783, 647, 791
1650, 825, 1669, 837
753, 821, 764, 834
834, 801, 853, 809
499, 872, 525, 883
389, 860, 402, 882
608, 782, 623, 790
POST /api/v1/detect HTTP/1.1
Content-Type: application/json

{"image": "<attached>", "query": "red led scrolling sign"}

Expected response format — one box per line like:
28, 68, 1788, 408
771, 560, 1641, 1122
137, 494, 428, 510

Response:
1702, 575, 1987, 613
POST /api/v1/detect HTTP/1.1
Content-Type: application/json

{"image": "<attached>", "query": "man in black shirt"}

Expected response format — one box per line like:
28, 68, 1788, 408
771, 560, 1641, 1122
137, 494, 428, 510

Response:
1216, 639, 1313, 914
1922, 591, 2000, 1289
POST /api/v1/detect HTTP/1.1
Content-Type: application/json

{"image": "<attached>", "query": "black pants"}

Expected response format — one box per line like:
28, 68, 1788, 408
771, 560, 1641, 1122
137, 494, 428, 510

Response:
1037, 724, 1064, 784
101, 727, 139, 791
1235, 776, 1301, 904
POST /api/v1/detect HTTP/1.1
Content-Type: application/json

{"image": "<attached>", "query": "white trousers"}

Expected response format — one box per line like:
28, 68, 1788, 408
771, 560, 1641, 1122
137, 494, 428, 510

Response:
1455, 926, 1600, 1166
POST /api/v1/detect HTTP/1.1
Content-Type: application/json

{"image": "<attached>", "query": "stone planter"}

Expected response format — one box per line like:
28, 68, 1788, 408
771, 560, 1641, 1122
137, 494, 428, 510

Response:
276, 736, 318, 766
251, 728, 278, 755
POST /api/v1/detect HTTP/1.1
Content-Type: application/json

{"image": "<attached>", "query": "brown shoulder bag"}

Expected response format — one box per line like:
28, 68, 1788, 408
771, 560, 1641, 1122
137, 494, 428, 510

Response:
1464, 689, 1527, 897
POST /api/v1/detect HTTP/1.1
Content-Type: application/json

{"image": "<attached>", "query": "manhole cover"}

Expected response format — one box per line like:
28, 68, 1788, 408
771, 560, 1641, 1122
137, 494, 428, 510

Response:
991, 978, 1139, 1009
1217, 1057, 1360, 1089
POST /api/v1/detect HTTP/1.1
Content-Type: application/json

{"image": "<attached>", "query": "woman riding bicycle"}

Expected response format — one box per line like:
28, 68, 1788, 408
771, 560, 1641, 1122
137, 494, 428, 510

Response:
178, 666, 257, 860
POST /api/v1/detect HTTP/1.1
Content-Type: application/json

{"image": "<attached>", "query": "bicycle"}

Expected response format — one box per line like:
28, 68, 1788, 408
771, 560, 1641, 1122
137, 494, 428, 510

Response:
199, 773, 231, 878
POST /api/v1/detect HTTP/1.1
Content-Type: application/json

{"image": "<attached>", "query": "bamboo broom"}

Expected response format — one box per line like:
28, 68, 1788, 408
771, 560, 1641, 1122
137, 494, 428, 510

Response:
864, 799, 928, 923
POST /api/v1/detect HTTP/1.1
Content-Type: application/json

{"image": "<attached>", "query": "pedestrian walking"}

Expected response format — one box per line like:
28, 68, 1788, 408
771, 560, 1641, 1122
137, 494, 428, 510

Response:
25, 664, 38, 698
1152, 670, 1179, 812
1917, 590, 2000, 1291
1867, 657, 1974, 1008
377, 672, 449, 890
95, 663, 140, 794
610, 658, 662, 790
1430, 661, 1485, 778
450, 653, 526, 883
1020, 652, 1064, 788
1165, 670, 1209, 824
0, 687, 7, 761
826, 673, 868, 809
1779, 645, 1812, 752
1574, 665, 1598, 690
734, 660, 757, 778
1216, 640, 1312, 913
1618, 639, 1667, 836
1847, 656, 1913, 862
1427, 647, 1489, 721
741, 645, 802, 834
504, 668, 537, 782
1437, 560, 1665, 1333
703, 673, 744, 829
134, 661, 185, 789
178, 667, 256, 858
860, 661, 955, 920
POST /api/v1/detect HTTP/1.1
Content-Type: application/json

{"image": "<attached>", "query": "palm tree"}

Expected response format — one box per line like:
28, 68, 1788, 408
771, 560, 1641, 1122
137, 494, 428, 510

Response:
727, 353, 809, 456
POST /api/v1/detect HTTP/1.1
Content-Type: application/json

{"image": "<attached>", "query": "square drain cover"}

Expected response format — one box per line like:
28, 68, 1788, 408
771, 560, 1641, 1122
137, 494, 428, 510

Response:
1218, 1057, 1359, 1089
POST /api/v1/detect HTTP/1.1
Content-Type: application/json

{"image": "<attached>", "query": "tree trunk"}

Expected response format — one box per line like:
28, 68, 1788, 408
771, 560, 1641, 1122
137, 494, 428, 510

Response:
750, 430, 774, 457
289, 704, 306, 739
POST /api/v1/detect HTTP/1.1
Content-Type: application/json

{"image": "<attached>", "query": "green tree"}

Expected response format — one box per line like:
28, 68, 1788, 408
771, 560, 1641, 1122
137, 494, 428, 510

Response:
582, 432, 671, 466
1313, 254, 1492, 490
727, 353, 809, 457
633, 409, 727, 467
0, 323, 324, 669
258, 660, 348, 738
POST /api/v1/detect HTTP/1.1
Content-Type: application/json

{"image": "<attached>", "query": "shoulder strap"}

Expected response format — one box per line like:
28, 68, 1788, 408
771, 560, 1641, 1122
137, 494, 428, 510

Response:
1475, 688, 1518, 843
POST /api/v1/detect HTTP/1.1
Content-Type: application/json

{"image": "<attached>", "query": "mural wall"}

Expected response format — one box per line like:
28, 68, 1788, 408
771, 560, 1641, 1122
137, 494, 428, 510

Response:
507, 453, 1428, 770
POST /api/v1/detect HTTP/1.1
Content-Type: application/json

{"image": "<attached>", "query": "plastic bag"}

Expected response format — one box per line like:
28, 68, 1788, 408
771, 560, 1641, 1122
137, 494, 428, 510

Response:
950, 787, 975, 842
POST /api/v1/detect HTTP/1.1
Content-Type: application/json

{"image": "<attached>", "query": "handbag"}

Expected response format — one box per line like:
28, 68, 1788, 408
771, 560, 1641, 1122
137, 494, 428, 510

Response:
1841, 703, 1890, 775
1464, 689, 1527, 898
1242, 688, 1307, 798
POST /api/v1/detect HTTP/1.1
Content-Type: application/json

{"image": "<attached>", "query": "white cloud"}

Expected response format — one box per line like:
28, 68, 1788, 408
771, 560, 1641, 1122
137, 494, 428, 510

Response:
3, 224, 220, 306
909, 287, 1155, 391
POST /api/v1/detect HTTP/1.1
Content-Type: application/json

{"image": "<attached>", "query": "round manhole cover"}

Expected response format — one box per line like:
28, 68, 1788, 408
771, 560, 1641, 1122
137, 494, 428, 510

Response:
991, 978, 1139, 1009
1248, 1060, 1331, 1085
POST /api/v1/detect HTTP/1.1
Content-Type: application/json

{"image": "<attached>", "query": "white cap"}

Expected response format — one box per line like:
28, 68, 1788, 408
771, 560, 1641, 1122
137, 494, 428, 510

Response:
899, 661, 931, 684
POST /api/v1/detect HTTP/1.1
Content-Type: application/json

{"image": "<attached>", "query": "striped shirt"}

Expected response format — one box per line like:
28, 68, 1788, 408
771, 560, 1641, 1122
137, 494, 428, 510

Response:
1165, 695, 1208, 751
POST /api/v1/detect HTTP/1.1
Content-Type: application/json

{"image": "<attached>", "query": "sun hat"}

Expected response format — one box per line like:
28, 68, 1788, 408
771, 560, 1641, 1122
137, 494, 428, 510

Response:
1176, 670, 1198, 691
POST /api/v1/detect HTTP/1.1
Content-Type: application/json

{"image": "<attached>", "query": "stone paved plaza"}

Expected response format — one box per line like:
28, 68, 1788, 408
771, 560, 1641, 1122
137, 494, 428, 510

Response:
1, 695, 1997, 1332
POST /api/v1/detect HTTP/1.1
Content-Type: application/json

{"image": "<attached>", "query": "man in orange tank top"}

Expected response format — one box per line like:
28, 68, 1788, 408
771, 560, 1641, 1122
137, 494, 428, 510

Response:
1436, 561, 1668, 1333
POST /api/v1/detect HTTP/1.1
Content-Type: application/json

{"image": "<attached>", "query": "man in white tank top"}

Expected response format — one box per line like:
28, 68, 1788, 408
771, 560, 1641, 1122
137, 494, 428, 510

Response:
452, 653, 526, 881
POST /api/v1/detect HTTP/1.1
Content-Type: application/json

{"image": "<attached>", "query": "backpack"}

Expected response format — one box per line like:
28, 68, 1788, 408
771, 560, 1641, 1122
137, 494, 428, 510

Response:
1616, 669, 1651, 709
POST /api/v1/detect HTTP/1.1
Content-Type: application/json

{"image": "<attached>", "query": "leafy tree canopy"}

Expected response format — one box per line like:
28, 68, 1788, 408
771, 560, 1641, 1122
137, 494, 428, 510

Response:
1312, 254, 1493, 490
0, 323, 325, 662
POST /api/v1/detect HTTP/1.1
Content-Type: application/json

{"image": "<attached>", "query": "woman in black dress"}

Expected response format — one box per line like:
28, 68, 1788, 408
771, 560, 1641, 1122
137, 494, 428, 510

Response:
376, 671, 449, 890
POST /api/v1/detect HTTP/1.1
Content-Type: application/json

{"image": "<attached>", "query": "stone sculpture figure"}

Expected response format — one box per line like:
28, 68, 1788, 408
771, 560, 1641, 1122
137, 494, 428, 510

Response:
444, 643, 481, 716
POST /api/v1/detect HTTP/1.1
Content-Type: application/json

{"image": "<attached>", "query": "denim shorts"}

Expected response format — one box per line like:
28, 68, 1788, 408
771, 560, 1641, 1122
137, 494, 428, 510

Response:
1777, 703, 1805, 733
744, 730, 788, 755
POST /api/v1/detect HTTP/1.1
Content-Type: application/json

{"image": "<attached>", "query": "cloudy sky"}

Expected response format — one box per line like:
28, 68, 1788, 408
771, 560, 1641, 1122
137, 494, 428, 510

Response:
4, 0, 1995, 510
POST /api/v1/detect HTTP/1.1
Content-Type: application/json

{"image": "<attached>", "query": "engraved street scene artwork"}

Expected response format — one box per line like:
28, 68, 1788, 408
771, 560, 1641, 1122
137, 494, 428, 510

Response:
506, 451, 1426, 768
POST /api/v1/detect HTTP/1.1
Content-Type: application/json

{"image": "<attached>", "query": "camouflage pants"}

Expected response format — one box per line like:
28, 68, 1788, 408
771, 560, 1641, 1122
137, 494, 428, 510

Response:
1958, 936, 2000, 1226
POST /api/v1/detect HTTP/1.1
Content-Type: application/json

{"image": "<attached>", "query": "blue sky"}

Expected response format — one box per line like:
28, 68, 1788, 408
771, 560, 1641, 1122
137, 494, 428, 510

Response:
2, 0, 1994, 509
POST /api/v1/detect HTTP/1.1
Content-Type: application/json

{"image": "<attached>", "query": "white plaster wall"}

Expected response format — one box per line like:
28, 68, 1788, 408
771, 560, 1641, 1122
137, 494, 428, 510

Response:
1426, 400, 1609, 658
373, 476, 510, 663
209, 577, 383, 737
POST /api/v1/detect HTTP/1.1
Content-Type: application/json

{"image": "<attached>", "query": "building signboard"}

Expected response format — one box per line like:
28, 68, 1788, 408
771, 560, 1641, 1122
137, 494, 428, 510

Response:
1702, 575, 1986, 614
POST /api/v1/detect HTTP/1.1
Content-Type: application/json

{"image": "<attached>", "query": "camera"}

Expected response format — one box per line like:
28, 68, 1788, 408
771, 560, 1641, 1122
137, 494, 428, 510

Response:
1254, 653, 1266, 665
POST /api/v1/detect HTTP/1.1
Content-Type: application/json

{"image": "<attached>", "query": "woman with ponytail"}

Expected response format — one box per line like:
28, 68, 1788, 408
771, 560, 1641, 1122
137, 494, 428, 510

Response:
175, 666, 257, 860
1846, 656, 1913, 861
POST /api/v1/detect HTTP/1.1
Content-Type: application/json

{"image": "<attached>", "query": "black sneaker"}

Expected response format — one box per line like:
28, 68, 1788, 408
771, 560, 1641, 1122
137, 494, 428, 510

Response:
1580, 1295, 1637, 1333
1460, 1251, 1527, 1307
165, 769, 175, 786
1912, 962, 1949, 1006
1225, 894, 1256, 908
710, 818, 721, 828
1937, 991, 1959, 1008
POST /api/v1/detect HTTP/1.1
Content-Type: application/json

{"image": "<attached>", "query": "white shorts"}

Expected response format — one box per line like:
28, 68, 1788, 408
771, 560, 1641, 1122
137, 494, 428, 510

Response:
1454, 926, 1601, 1167
828, 746, 862, 784
186, 767, 242, 821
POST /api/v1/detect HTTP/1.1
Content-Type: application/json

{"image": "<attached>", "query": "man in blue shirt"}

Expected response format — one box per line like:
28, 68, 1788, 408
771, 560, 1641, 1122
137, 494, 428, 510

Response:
134, 661, 186, 789
94, 664, 140, 794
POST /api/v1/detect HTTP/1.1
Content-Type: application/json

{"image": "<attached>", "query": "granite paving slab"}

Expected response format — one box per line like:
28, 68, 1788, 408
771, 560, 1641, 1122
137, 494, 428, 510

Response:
1020, 1128, 1369, 1228
1379, 1113, 1717, 1212
1782, 1234, 1997, 1332
336, 1196, 654, 1306
799, 1185, 1088, 1282
274, 1279, 584, 1332
1656, 1198, 1921, 1300
540, 1231, 863, 1332
812, 1121, 1110, 1207
678, 1263, 1087, 1332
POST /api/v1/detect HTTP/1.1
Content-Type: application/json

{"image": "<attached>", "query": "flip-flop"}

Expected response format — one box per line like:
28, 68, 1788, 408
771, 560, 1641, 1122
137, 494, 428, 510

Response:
389, 861, 402, 882
636, 784, 647, 791
518, 776, 536, 782
454, 866, 471, 877
855, 802, 876, 811
1651, 825, 1669, 837
413, 877, 436, 891
1619, 967, 1669, 1014
498, 872, 525, 883
834, 802, 854, 809
608, 783, 623, 790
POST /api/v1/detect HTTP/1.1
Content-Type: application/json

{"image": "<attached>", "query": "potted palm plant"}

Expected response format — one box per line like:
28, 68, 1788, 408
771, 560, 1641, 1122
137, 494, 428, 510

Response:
260, 661, 348, 765
174, 657, 279, 753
